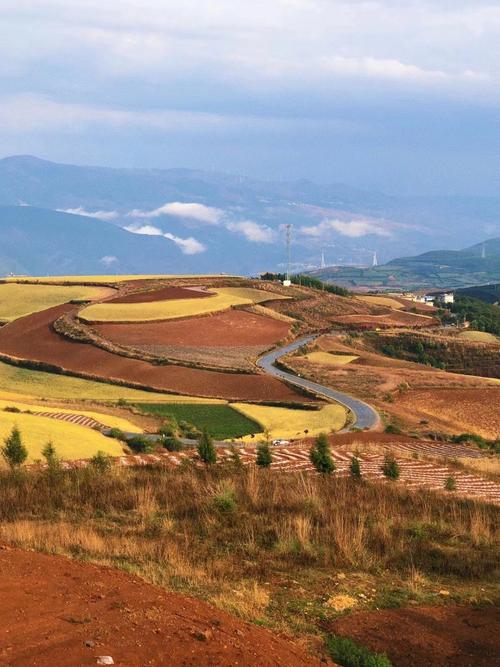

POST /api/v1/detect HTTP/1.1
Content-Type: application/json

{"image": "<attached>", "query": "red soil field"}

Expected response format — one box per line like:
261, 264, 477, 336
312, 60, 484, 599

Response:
330, 605, 499, 667
108, 286, 212, 304
94, 309, 290, 348
334, 310, 437, 328
0, 548, 326, 667
0, 305, 305, 401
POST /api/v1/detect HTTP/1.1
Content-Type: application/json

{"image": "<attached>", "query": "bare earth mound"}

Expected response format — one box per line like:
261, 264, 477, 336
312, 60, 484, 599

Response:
330, 605, 500, 667
0, 306, 304, 402
94, 309, 290, 347
108, 286, 212, 304
0, 548, 326, 667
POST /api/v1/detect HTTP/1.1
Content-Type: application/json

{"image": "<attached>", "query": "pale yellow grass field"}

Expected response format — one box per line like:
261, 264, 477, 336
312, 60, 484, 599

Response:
79, 287, 288, 323
0, 361, 225, 403
0, 283, 113, 321
458, 330, 499, 344
0, 400, 143, 433
356, 295, 405, 309
0, 411, 122, 463
305, 351, 358, 366
6, 275, 236, 284
231, 402, 348, 440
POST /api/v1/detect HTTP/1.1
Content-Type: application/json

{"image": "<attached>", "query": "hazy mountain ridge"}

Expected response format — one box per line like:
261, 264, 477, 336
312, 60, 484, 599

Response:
1, 155, 499, 273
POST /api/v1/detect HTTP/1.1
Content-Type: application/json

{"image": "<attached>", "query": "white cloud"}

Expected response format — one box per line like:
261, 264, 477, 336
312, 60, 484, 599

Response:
100, 255, 118, 266
322, 56, 448, 83
128, 201, 224, 224
124, 223, 163, 235
300, 219, 391, 239
57, 206, 118, 221
225, 220, 276, 243
125, 222, 205, 254
163, 232, 206, 255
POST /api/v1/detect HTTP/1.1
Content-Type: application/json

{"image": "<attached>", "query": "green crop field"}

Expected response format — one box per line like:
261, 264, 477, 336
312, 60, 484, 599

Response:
0, 283, 113, 322
135, 403, 262, 440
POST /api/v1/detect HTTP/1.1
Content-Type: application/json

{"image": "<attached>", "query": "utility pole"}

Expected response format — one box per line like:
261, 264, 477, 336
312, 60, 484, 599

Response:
284, 224, 292, 286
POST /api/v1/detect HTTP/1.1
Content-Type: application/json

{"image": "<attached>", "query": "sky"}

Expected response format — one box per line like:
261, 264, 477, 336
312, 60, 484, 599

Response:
1, 0, 500, 196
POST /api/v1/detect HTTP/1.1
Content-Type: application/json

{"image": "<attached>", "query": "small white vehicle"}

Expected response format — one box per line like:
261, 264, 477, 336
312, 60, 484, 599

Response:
272, 439, 290, 446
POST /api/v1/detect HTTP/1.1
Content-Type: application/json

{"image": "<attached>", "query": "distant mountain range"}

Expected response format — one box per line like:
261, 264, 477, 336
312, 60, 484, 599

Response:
1, 155, 500, 275
308, 239, 500, 291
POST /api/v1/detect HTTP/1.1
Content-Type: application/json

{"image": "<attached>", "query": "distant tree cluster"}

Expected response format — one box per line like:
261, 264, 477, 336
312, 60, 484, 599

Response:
260, 272, 350, 297
447, 296, 500, 336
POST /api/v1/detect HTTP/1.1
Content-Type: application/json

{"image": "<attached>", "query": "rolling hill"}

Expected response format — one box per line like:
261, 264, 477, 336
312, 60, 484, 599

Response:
308, 239, 500, 290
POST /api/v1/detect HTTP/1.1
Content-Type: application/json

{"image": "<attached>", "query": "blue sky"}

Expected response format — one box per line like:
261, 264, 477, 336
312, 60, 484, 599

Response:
1, 0, 499, 195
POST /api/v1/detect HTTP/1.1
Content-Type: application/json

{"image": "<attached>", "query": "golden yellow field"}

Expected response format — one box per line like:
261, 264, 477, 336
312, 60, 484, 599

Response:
6, 275, 238, 284
0, 400, 143, 433
0, 411, 123, 463
458, 330, 499, 344
79, 287, 288, 323
231, 402, 348, 440
0, 361, 225, 403
0, 283, 113, 321
356, 295, 405, 309
305, 351, 358, 366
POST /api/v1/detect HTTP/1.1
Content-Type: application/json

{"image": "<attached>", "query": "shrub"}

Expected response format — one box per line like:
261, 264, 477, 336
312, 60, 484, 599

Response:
90, 450, 112, 473
385, 424, 402, 435
212, 483, 237, 513
310, 432, 335, 474
229, 445, 243, 468
256, 442, 272, 468
382, 453, 400, 480
3, 406, 21, 413
444, 475, 457, 491
107, 427, 125, 440
2, 426, 28, 469
128, 435, 154, 454
161, 435, 183, 452
350, 455, 362, 479
42, 441, 60, 473
197, 429, 216, 464
326, 635, 392, 667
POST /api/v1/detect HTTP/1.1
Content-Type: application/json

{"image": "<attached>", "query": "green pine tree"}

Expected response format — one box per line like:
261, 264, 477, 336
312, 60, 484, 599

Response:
349, 455, 362, 479
309, 432, 335, 474
42, 441, 60, 472
2, 426, 28, 469
197, 429, 216, 464
382, 453, 400, 480
256, 441, 272, 468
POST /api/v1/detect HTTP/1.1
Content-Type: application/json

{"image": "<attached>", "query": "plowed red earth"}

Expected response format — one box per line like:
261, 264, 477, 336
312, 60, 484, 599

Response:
0, 306, 304, 401
0, 548, 327, 667
94, 309, 290, 347
108, 286, 211, 304
330, 605, 500, 667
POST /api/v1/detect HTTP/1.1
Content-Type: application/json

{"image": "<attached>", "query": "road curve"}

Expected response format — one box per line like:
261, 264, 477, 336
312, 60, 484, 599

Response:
257, 335, 381, 431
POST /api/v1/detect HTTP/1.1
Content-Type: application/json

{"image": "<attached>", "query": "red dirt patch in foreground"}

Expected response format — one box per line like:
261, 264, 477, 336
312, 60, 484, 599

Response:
108, 286, 212, 304
94, 309, 290, 347
330, 605, 500, 667
0, 548, 327, 667
0, 305, 304, 401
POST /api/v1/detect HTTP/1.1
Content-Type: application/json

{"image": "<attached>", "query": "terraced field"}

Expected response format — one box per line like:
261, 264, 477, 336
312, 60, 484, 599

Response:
79, 287, 288, 322
0, 399, 143, 433
7, 275, 230, 284
62, 446, 500, 505
356, 295, 406, 309
0, 283, 113, 322
232, 402, 348, 440
0, 305, 305, 402
0, 410, 122, 463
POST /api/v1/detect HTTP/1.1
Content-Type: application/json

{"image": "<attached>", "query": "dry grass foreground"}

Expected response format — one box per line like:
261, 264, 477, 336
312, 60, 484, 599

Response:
232, 403, 348, 440
0, 464, 497, 645
79, 287, 289, 322
0, 283, 113, 322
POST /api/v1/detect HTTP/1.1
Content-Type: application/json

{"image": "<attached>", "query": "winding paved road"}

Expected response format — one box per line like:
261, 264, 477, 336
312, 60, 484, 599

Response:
257, 334, 380, 431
